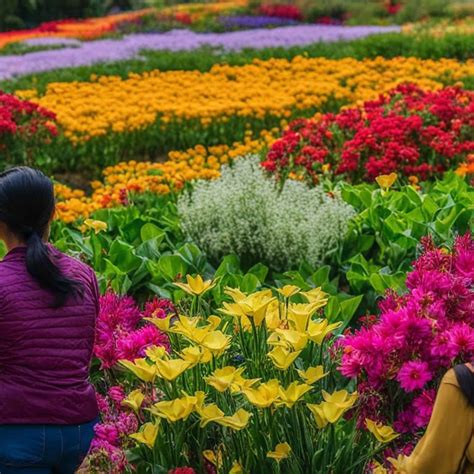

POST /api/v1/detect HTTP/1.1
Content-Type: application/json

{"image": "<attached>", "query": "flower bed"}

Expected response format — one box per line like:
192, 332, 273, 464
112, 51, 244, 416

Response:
263, 84, 474, 183
339, 234, 474, 465
0, 25, 400, 81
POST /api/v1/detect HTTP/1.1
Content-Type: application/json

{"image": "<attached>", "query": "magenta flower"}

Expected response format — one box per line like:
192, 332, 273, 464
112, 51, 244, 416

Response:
397, 361, 432, 392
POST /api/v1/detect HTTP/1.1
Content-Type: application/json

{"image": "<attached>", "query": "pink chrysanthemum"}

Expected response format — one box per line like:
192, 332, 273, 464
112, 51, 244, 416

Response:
397, 360, 432, 392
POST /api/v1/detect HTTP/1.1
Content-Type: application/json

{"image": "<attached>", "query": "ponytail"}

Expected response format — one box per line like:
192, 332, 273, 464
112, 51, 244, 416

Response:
454, 364, 474, 406
25, 230, 81, 307
0, 167, 82, 307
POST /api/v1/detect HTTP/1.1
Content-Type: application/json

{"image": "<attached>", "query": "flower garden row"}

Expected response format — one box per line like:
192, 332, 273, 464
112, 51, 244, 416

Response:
2, 7, 474, 472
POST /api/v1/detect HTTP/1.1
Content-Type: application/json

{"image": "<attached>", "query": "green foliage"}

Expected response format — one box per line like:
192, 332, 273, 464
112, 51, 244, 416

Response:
337, 173, 474, 309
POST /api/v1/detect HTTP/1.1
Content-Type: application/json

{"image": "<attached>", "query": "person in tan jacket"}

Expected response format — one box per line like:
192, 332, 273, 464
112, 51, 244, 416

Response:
404, 364, 474, 474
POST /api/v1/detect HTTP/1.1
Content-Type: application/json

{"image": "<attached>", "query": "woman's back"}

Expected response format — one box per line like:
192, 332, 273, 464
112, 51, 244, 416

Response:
0, 245, 99, 425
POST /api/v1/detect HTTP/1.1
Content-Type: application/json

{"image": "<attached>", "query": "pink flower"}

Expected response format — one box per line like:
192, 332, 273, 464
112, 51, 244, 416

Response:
397, 360, 432, 392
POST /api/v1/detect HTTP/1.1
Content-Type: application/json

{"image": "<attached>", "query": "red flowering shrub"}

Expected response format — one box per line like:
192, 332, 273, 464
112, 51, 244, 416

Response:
258, 4, 303, 21
263, 84, 474, 183
339, 233, 474, 453
0, 91, 58, 165
94, 292, 174, 369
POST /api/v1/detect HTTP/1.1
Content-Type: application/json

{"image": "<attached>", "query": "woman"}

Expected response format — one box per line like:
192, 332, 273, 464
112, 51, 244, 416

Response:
405, 364, 474, 473
0, 167, 99, 473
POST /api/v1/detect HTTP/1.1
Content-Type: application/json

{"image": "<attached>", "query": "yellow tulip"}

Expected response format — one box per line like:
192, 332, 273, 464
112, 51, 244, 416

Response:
375, 172, 398, 191
145, 345, 168, 362
322, 390, 358, 409
365, 419, 399, 443
242, 379, 280, 408
277, 285, 300, 298
277, 382, 312, 408
268, 346, 301, 370
145, 314, 174, 332
201, 330, 231, 356
387, 454, 408, 471
301, 287, 328, 306
155, 358, 191, 381
307, 403, 329, 428
203, 449, 223, 468
307, 319, 342, 344
150, 394, 197, 422
229, 461, 243, 474
272, 328, 308, 351
122, 389, 145, 413
196, 403, 225, 428
205, 315, 222, 331
83, 218, 107, 234
179, 345, 211, 366
174, 274, 216, 296
287, 302, 321, 332
215, 408, 251, 430
297, 366, 328, 385
119, 358, 156, 382
224, 287, 247, 302
205, 366, 245, 392
230, 373, 260, 393
129, 421, 160, 449
371, 460, 389, 474
267, 443, 291, 461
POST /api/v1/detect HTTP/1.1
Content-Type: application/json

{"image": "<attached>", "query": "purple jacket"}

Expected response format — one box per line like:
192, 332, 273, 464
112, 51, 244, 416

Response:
0, 245, 99, 425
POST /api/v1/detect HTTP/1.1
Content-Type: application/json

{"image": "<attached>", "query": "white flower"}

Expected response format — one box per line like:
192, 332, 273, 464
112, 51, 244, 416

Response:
178, 156, 355, 271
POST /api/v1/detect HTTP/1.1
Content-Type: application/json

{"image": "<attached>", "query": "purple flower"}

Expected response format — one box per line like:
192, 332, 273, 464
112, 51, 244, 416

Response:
0, 25, 400, 80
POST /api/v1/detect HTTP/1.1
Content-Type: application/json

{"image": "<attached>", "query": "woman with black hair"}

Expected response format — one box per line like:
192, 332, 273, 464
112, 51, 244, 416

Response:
0, 167, 99, 473
405, 364, 474, 473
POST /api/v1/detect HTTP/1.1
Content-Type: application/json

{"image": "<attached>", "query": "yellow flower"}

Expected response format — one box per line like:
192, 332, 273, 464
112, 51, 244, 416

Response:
277, 285, 300, 298
229, 461, 243, 473
277, 382, 312, 408
215, 408, 251, 430
174, 274, 216, 296
224, 287, 247, 302
145, 345, 168, 362
365, 419, 399, 443
375, 172, 398, 191
268, 346, 302, 370
203, 449, 223, 468
287, 302, 322, 332
155, 358, 191, 381
179, 345, 212, 366
150, 394, 197, 422
196, 403, 225, 428
205, 366, 245, 392
242, 379, 280, 408
297, 366, 328, 385
83, 218, 107, 234
145, 314, 174, 332
129, 421, 160, 449
387, 454, 408, 472
267, 442, 291, 461
119, 358, 156, 382
307, 402, 329, 428
300, 287, 328, 306
322, 390, 358, 409
307, 319, 342, 344
200, 330, 231, 356
269, 329, 308, 351
122, 389, 145, 413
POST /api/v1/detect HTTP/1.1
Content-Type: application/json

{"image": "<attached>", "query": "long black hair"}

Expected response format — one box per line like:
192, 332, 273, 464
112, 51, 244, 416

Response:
454, 364, 474, 406
0, 167, 81, 306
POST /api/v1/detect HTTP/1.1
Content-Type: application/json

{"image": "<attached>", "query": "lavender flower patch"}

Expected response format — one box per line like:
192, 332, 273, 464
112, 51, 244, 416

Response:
218, 15, 299, 29
0, 25, 401, 80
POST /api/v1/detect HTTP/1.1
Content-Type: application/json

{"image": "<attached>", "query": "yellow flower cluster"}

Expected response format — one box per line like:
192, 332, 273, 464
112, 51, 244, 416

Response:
403, 16, 474, 36
54, 130, 276, 223
18, 57, 474, 143
122, 282, 359, 454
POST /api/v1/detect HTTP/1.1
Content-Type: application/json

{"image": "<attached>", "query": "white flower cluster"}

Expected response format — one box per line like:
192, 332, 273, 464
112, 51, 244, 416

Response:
178, 156, 355, 270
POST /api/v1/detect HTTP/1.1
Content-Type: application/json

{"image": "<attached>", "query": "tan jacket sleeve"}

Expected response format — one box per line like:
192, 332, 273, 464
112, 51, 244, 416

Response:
405, 369, 473, 474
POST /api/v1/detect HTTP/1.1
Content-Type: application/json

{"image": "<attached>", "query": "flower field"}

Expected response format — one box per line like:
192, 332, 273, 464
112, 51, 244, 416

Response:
1, 1, 474, 473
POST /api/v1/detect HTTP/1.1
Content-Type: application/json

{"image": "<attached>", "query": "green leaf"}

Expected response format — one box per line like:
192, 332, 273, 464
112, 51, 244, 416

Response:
109, 239, 142, 273
157, 255, 188, 281
309, 266, 330, 287
140, 223, 165, 244
214, 255, 241, 278
339, 295, 363, 325
240, 274, 260, 293
247, 263, 268, 282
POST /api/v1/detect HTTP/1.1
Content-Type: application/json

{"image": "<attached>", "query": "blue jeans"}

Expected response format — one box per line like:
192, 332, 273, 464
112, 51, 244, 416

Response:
0, 419, 97, 474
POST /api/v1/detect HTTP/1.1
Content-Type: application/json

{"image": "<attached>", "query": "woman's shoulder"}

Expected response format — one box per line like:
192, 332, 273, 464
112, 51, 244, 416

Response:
50, 246, 96, 281
442, 368, 460, 387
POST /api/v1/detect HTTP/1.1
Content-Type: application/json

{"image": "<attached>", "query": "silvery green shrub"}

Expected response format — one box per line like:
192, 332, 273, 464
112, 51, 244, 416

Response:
178, 156, 355, 270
